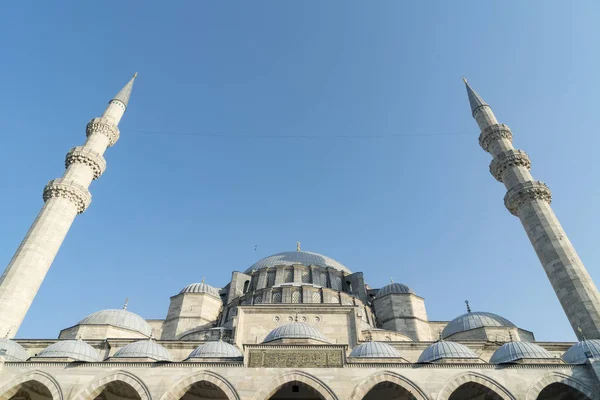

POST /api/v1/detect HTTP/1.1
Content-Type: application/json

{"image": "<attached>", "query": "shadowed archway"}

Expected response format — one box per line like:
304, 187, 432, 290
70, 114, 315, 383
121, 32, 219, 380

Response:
252, 371, 337, 400
269, 381, 325, 400
0, 371, 62, 400
448, 382, 504, 400
536, 383, 593, 400
437, 372, 514, 400
71, 371, 150, 400
159, 371, 239, 400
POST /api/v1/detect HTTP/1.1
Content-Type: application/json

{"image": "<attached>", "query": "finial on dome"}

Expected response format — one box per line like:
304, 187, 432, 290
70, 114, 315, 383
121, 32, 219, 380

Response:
578, 326, 586, 340
465, 300, 471, 313
439, 331, 443, 341
296, 242, 301, 252
123, 298, 129, 310
150, 330, 155, 341
508, 331, 513, 342
365, 330, 373, 342
201, 277, 205, 284
390, 277, 394, 283
219, 329, 224, 341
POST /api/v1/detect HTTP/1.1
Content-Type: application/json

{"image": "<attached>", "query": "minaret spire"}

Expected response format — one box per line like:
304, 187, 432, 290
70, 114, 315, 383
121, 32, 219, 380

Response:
0, 74, 137, 337
464, 78, 600, 340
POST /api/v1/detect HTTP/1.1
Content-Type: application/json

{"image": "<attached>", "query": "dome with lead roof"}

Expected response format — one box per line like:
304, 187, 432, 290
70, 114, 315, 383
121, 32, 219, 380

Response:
0, 338, 29, 361
245, 251, 351, 274
349, 342, 401, 358
442, 311, 515, 338
37, 340, 100, 362
180, 282, 220, 298
113, 340, 172, 361
78, 309, 152, 337
264, 322, 329, 343
376, 282, 414, 297
188, 340, 243, 358
489, 341, 554, 364
417, 341, 478, 363
562, 340, 600, 364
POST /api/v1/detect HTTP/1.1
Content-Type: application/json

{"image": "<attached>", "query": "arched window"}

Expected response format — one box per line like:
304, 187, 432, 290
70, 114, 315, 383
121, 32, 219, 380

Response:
267, 270, 276, 287
253, 295, 262, 304
284, 268, 293, 283
272, 292, 282, 303
302, 269, 311, 283
312, 292, 322, 303
292, 291, 302, 304
242, 280, 250, 293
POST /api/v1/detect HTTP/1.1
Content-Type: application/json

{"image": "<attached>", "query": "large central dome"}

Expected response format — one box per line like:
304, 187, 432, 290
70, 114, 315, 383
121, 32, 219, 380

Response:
245, 251, 351, 274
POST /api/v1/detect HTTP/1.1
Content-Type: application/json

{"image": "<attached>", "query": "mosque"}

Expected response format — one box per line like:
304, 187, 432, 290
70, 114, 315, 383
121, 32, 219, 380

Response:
1, 74, 600, 400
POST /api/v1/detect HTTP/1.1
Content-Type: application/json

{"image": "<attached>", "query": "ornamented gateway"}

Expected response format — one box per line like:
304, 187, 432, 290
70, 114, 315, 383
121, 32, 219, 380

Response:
1, 76, 600, 399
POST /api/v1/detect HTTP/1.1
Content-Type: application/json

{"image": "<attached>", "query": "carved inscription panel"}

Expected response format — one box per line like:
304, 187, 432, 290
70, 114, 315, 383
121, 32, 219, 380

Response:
248, 349, 343, 368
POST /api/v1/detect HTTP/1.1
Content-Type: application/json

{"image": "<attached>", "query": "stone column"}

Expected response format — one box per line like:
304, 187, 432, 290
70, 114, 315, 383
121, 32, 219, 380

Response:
465, 78, 600, 339
0, 74, 136, 337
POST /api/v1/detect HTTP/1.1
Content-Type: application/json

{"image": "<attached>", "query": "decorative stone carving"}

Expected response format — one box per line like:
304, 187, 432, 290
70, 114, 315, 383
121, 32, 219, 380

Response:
504, 181, 552, 216
43, 178, 92, 214
489, 149, 531, 182
478, 124, 513, 153
86, 118, 120, 147
248, 348, 343, 368
65, 147, 107, 179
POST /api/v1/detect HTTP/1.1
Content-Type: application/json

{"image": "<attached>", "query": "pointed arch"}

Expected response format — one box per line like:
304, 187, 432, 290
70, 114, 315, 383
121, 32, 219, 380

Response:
437, 372, 515, 400
349, 371, 429, 400
159, 370, 239, 400
526, 372, 598, 400
70, 370, 150, 400
0, 370, 62, 400
252, 370, 337, 400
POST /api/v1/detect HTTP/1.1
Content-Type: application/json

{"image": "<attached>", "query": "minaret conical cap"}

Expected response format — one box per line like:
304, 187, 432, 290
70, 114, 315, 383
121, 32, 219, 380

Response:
111, 73, 137, 109
462, 77, 488, 116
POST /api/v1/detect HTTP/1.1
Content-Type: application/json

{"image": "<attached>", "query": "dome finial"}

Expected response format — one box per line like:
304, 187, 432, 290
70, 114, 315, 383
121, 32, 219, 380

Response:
390, 277, 394, 283
438, 331, 443, 342
149, 330, 155, 341
508, 331, 513, 342
123, 298, 129, 310
465, 300, 471, 313
201, 277, 205, 284
296, 241, 301, 252
578, 326, 586, 340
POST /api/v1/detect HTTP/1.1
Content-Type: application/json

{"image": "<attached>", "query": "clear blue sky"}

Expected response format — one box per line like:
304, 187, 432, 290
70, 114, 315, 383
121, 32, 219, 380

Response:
1, 1, 599, 341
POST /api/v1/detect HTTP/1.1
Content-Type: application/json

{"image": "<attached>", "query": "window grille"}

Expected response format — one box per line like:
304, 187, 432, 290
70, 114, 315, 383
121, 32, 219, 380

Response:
330, 296, 339, 304
302, 269, 311, 283
253, 295, 262, 304
312, 292, 322, 303
284, 268, 293, 283
292, 291, 302, 304
267, 271, 276, 287
272, 292, 282, 303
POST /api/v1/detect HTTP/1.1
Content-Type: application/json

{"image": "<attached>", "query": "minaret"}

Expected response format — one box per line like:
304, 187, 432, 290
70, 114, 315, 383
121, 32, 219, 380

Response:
0, 74, 137, 337
464, 78, 600, 340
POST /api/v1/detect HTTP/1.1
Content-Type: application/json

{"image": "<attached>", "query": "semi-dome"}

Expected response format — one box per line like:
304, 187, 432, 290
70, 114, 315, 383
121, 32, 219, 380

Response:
489, 341, 554, 364
245, 251, 351, 274
264, 322, 329, 343
188, 340, 243, 358
113, 340, 172, 361
180, 282, 220, 298
78, 309, 152, 336
562, 340, 600, 364
37, 340, 100, 362
376, 282, 414, 297
349, 341, 401, 358
0, 338, 29, 361
442, 311, 516, 338
417, 341, 478, 363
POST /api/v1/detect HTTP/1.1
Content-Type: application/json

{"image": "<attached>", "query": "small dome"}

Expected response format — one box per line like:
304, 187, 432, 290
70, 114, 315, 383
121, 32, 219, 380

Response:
37, 340, 100, 362
0, 338, 29, 361
350, 342, 401, 358
245, 251, 351, 274
562, 340, 600, 364
442, 311, 515, 338
113, 340, 172, 361
490, 342, 554, 364
264, 322, 329, 343
78, 309, 152, 336
188, 340, 243, 358
180, 282, 220, 298
417, 341, 478, 363
376, 283, 414, 297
